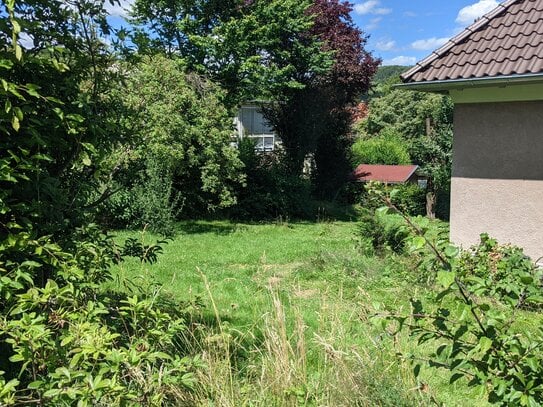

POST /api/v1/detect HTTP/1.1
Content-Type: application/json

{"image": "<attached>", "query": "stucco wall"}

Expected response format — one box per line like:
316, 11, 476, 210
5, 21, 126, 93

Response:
451, 101, 543, 261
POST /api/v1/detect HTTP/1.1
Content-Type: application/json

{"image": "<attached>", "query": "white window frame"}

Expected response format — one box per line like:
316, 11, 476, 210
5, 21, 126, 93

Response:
236, 105, 277, 152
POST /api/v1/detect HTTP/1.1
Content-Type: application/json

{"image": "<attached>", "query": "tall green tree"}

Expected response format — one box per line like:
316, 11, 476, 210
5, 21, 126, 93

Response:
130, 0, 331, 108
265, 0, 379, 198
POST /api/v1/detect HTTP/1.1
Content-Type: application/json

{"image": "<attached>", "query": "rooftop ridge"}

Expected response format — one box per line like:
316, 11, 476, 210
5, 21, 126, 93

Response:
401, 0, 521, 82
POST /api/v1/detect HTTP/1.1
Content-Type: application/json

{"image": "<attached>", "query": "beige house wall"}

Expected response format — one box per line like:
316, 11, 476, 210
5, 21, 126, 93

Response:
451, 101, 543, 261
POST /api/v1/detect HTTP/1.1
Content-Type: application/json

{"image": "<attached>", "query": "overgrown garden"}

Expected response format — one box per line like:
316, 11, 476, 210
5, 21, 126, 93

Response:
2, 0, 543, 406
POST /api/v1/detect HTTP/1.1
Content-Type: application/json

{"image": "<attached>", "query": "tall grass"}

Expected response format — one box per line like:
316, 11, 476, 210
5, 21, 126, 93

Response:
183, 283, 427, 406
109, 220, 476, 406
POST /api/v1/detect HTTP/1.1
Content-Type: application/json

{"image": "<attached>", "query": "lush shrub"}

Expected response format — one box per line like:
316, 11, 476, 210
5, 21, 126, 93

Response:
360, 182, 426, 217
0, 223, 199, 405
351, 132, 411, 166
0, 11, 198, 404
99, 155, 179, 236
102, 56, 244, 229
356, 210, 409, 256
391, 183, 426, 217
381, 222, 543, 406
228, 139, 315, 220
456, 233, 543, 308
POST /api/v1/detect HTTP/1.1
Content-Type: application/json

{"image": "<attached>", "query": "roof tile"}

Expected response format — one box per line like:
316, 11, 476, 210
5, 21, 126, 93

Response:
351, 165, 419, 184
402, 0, 543, 83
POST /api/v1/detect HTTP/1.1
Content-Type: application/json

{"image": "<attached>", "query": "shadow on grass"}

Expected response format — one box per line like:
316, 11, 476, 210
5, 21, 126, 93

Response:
176, 204, 361, 236
177, 221, 243, 236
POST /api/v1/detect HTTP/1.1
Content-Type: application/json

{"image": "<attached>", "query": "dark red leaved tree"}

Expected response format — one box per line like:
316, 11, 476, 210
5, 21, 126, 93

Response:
266, 0, 380, 198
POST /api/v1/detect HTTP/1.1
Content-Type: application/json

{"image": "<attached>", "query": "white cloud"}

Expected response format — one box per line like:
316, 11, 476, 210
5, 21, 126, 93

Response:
105, 0, 134, 18
365, 17, 382, 31
354, 1, 392, 16
411, 37, 449, 51
456, 0, 499, 26
375, 39, 396, 51
382, 56, 417, 66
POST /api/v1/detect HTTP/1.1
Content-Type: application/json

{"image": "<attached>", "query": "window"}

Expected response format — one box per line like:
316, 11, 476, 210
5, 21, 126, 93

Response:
238, 106, 277, 152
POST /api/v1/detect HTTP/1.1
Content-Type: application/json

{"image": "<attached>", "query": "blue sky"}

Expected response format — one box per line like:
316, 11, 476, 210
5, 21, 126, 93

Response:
105, 0, 505, 66
351, 0, 505, 65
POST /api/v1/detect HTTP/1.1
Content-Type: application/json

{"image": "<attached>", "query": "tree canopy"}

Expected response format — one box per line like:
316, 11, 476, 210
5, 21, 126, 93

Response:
131, 0, 332, 108
265, 0, 380, 198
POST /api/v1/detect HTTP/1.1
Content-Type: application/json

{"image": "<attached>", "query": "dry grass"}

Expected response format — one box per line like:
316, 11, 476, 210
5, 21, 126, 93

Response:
183, 282, 425, 407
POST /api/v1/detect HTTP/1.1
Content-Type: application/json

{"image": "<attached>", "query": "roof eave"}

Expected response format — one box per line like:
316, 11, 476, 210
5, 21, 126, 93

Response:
396, 73, 543, 92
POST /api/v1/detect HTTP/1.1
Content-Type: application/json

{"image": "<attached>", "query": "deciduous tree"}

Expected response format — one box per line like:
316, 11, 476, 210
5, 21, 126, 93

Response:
265, 0, 379, 198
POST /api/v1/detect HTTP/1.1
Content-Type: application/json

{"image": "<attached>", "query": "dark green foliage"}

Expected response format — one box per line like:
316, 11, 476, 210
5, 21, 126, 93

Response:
360, 183, 425, 217
264, 0, 379, 199
371, 65, 410, 86
391, 184, 426, 217
101, 56, 244, 229
100, 154, 180, 236
367, 65, 410, 99
457, 234, 543, 309
356, 210, 409, 256
229, 139, 314, 220
131, 0, 331, 109
0, 2, 199, 403
361, 89, 453, 218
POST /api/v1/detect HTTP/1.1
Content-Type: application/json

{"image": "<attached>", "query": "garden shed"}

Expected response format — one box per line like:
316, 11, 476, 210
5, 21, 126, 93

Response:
401, 0, 543, 260
351, 164, 423, 185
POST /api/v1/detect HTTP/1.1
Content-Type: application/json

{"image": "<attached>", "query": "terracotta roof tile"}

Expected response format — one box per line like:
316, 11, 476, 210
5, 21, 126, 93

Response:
402, 0, 543, 83
351, 164, 419, 184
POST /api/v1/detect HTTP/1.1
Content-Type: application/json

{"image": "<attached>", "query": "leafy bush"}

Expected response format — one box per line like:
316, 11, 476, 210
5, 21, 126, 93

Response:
0, 225, 198, 406
356, 210, 409, 256
228, 138, 315, 220
457, 234, 543, 309
379, 211, 543, 406
360, 182, 426, 217
103, 56, 244, 226
351, 132, 411, 166
99, 155, 180, 236
391, 184, 426, 217
0, 9, 198, 405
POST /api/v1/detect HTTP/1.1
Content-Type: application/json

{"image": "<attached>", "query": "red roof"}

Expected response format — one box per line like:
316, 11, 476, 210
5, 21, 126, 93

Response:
352, 164, 419, 184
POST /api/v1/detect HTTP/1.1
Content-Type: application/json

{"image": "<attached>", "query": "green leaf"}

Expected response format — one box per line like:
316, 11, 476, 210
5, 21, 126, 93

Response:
12, 19, 21, 35
450, 373, 464, 384
413, 364, 421, 377
0, 59, 14, 70
43, 388, 62, 398
437, 271, 456, 288
9, 354, 24, 362
411, 236, 426, 251
15, 44, 22, 61
82, 154, 92, 166
11, 115, 20, 131
444, 245, 459, 258
520, 275, 534, 285
376, 206, 391, 216
478, 336, 492, 354
27, 380, 43, 389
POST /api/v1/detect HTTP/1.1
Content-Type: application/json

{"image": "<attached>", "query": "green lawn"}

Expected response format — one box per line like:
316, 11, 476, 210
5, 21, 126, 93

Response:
109, 220, 489, 406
